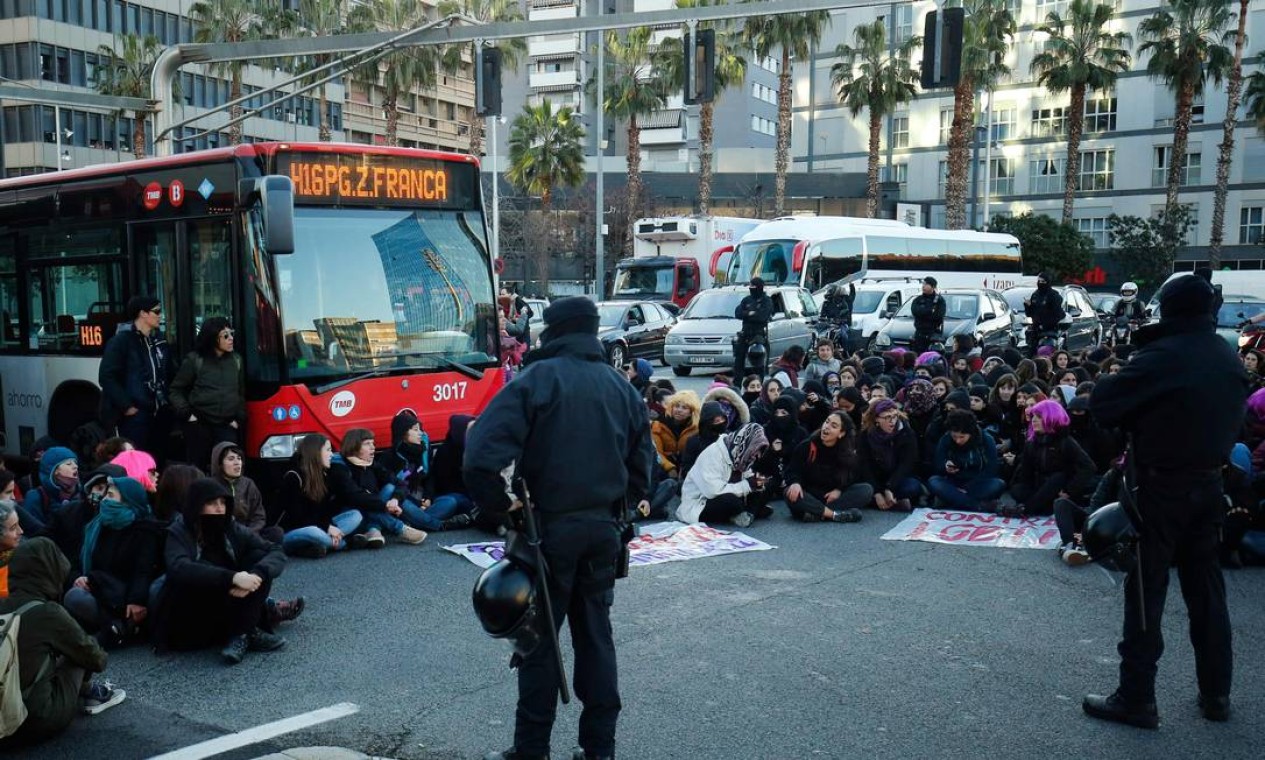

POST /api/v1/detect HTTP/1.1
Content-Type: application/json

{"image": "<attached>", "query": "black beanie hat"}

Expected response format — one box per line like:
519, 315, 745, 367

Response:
969, 384, 990, 401
839, 386, 864, 406
541, 296, 600, 342
1159, 274, 1216, 320
944, 389, 971, 410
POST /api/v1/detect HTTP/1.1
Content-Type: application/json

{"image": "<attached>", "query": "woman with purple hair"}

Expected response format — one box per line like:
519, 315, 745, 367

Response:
1005, 400, 1096, 518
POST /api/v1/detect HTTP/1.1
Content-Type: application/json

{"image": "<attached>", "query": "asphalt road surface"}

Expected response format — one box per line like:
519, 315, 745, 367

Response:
27, 369, 1265, 760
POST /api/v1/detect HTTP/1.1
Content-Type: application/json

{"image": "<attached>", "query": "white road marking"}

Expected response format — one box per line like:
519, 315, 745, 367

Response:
148, 702, 361, 760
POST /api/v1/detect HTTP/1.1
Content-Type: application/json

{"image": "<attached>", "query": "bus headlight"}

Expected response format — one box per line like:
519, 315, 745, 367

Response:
259, 434, 314, 460
875, 332, 892, 347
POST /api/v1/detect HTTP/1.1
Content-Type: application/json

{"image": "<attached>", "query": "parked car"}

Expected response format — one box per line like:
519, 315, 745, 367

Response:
1151, 293, 1265, 348
596, 301, 677, 368
814, 277, 925, 351
874, 288, 1014, 350
1000, 284, 1102, 350
664, 285, 818, 376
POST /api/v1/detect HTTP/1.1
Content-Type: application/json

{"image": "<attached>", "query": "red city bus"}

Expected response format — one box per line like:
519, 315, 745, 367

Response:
0, 142, 503, 473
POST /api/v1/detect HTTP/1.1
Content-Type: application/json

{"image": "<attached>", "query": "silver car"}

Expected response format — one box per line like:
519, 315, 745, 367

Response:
664, 285, 818, 376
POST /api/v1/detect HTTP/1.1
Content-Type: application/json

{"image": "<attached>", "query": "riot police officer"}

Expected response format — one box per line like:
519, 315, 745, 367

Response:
1086, 275, 1248, 729
733, 277, 774, 379
909, 276, 946, 352
465, 296, 654, 760
1024, 272, 1066, 353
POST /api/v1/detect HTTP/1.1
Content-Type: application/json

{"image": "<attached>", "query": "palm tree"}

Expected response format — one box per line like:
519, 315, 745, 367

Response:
943, 0, 1014, 230
437, 0, 527, 156
831, 20, 920, 219
1209, 0, 1251, 266
1138, 0, 1233, 216
506, 100, 586, 290
743, 7, 831, 217
288, 0, 356, 142
1245, 65, 1265, 133
189, 0, 279, 145
95, 34, 164, 158
599, 27, 667, 253
1030, 0, 1132, 227
651, 1, 747, 216
348, 0, 439, 147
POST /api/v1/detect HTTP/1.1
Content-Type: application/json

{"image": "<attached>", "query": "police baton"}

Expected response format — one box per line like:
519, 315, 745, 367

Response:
513, 478, 572, 705
1120, 441, 1147, 632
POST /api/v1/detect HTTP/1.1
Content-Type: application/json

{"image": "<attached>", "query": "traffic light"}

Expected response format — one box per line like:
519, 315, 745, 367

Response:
476, 46, 503, 117
920, 8, 964, 90
683, 28, 715, 105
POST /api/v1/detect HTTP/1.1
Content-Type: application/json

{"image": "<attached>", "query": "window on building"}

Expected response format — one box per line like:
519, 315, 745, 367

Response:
990, 105, 1016, 141
892, 162, 908, 194
982, 157, 1016, 195
1032, 107, 1067, 137
1029, 157, 1065, 194
892, 113, 909, 148
939, 108, 954, 145
1084, 95, 1117, 132
895, 5, 914, 44
1076, 216, 1110, 248
938, 160, 949, 199
1152, 146, 1201, 187
1079, 149, 1114, 191
1035, 0, 1070, 20
1240, 206, 1264, 245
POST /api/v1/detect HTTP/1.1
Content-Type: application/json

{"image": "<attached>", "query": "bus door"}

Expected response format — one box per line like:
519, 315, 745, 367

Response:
129, 218, 234, 356
803, 237, 866, 292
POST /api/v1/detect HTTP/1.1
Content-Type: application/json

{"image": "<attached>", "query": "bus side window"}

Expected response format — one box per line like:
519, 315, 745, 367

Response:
187, 218, 234, 332
0, 236, 18, 349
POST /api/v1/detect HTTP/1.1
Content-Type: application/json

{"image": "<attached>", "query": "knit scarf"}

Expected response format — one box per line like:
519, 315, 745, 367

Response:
866, 420, 904, 472
726, 423, 768, 475
81, 497, 150, 575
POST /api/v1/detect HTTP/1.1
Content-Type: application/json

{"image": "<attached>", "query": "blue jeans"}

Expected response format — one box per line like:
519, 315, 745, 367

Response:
397, 494, 473, 531
884, 477, 924, 501
928, 475, 1006, 510
282, 509, 364, 553
1231, 442, 1252, 477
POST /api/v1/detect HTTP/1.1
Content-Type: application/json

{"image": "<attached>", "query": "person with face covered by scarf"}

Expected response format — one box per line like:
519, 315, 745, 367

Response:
740, 375, 764, 407
756, 396, 809, 493
62, 477, 162, 648
784, 412, 872, 523
733, 277, 775, 380
678, 423, 771, 527
153, 478, 288, 664
799, 380, 833, 433
1066, 395, 1122, 473
858, 400, 922, 511
748, 377, 783, 425
1005, 400, 1096, 518
899, 377, 939, 448
703, 385, 751, 432
39, 464, 125, 580
0, 538, 125, 747
680, 401, 729, 481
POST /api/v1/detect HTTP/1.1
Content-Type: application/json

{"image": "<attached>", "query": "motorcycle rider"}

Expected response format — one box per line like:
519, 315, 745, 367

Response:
910, 277, 947, 353
819, 282, 856, 355
1024, 272, 1066, 353
1112, 282, 1146, 346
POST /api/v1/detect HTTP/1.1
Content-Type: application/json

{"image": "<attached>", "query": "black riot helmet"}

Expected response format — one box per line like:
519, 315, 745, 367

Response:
472, 557, 544, 660
1083, 502, 1140, 572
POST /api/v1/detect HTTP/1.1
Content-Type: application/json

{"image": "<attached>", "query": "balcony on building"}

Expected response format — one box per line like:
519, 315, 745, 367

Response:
529, 35, 582, 59
530, 69, 581, 91
529, 0, 578, 22
639, 110, 686, 146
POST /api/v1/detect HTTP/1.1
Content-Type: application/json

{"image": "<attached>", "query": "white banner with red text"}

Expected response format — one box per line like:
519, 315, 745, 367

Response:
880, 509, 1062, 550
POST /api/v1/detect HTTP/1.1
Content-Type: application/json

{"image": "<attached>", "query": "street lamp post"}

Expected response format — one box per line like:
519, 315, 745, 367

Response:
595, 39, 605, 300
982, 88, 995, 231
489, 114, 501, 270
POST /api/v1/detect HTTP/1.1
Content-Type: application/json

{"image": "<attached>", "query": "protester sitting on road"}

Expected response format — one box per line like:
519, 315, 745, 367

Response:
834, 387, 867, 429
677, 423, 771, 528
784, 411, 872, 523
799, 380, 833, 433
703, 385, 750, 432
1219, 458, 1259, 570
90, 437, 134, 469
16, 436, 57, 497
839, 365, 859, 389
680, 401, 728, 481
428, 414, 488, 532
1066, 395, 1121, 474
858, 399, 922, 511
153, 464, 202, 522
1006, 400, 1096, 518
0, 493, 22, 598
822, 371, 842, 398
770, 345, 806, 389
327, 429, 427, 547
377, 414, 476, 534
651, 391, 700, 481
154, 478, 288, 664
169, 317, 244, 471
931, 376, 954, 403
0, 538, 125, 749
280, 434, 365, 558
110, 449, 159, 494
869, 382, 890, 402
62, 477, 161, 648
19, 446, 83, 535
210, 442, 281, 544
740, 375, 763, 407
927, 410, 1006, 512
1053, 454, 1127, 567
756, 396, 808, 494
802, 340, 843, 386
748, 377, 783, 425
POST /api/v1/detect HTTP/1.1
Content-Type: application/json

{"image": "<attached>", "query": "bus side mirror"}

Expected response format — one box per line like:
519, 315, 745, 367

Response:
239, 176, 295, 254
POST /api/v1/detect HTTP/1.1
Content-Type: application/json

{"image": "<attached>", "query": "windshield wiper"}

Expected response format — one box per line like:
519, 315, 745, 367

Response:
379, 351, 487, 380
312, 365, 415, 395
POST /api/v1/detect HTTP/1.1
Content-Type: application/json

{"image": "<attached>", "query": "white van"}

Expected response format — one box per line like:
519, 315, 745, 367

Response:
816, 276, 925, 350
1147, 270, 1265, 313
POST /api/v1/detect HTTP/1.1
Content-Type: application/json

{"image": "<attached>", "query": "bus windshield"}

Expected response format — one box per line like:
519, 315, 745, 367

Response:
276, 207, 496, 382
613, 263, 673, 297
726, 239, 795, 285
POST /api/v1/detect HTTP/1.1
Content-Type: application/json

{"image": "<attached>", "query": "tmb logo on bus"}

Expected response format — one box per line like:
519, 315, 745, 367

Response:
142, 182, 163, 211
329, 390, 357, 418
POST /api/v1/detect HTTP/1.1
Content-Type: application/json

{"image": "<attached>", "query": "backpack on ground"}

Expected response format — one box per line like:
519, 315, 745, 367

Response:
0, 600, 48, 739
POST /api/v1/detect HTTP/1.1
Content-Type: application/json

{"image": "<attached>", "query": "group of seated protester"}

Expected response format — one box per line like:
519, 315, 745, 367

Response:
636, 335, 1265, 569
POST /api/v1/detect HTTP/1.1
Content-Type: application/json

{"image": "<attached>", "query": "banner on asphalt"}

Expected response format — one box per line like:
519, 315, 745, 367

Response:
443, 521, 776, 569
880, 508, 1061, 550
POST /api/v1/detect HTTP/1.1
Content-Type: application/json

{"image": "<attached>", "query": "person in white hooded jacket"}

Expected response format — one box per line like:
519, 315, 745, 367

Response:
676, 423, 770, 528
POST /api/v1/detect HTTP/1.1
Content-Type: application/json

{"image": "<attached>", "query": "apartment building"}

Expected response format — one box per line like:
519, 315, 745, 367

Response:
793, 0, 1265, 270
0, 0, 344, 175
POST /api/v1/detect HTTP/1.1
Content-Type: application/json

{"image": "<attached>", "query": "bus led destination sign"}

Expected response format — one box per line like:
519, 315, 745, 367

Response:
282, 153, 474, 208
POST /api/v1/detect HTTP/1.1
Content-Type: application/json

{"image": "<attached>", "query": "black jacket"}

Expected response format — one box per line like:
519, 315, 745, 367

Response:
1011, 431, 1096, 500
858, 422, 920, 490
819, 288, 854, 326
785, 434, 862, 497
1026, 286, 1065, 331
735, 292, 775, 336
98, 323, 172, 425
1113, 299, 1145, 321
84, 519, 164, 613
327, 458, 392, 514
1092, 316, 1249, 470
429, 414, 475, 499
169, 351, 244, 425
278, 465, 342, 531
910, 293, 946, 335
463, 333, 654, 516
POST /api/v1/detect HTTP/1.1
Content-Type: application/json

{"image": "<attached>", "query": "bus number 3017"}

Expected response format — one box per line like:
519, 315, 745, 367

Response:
433, 382, 469, 402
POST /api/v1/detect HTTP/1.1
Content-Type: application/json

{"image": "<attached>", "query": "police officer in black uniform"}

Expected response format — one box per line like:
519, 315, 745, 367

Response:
732, 277, 774, 379
909, 276, 946, 352
1023, 272, 1066, 353
1086, 275, 1248, 729
465, 296, 654, 760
